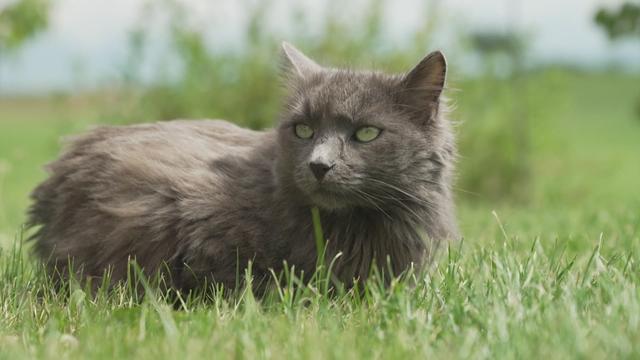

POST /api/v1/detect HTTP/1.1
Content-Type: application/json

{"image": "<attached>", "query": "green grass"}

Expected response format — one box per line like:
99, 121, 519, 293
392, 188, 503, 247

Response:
0, 70, 639, 358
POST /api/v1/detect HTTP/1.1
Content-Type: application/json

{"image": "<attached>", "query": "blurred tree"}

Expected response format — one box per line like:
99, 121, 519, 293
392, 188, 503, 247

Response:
470, 31, 524, 77
0, 0, 51, 51
595, 3, 640, 120
471, 32, 522, 53
0, 0, 50, 93
595, 3, 640, 40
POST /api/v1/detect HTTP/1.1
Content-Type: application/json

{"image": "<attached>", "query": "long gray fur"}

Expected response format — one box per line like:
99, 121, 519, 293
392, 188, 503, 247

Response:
27, 43, 459, 292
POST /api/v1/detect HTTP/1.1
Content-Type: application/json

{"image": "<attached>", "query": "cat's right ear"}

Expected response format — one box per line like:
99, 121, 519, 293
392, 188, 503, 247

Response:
281, 42, 322, 79
399, 51, 447, 123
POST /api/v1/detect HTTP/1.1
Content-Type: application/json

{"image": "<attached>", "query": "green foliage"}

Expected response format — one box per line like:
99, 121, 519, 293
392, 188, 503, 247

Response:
102, 0, 437, 128
0, 0, 50, 51
456, 76, 531, 202
470, 31, 525, 57
595, 2, 640, 40
462, 28, 532, 202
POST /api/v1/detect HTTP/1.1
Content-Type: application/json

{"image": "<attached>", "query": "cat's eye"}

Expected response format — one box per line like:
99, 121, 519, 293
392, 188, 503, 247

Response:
354, 126, 381, 143
294, 124, 314, 139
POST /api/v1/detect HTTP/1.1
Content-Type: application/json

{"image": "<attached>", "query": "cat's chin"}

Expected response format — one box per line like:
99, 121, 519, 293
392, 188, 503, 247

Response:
309, 194, 350, 210
307, 188, 354, 211
296, 178, 364, 210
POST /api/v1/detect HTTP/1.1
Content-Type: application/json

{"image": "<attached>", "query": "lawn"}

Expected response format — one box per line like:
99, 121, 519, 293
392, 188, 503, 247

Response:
0, 70, 639, 359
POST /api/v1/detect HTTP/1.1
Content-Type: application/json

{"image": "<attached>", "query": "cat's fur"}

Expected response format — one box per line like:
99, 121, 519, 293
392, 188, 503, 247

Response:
27, 43, 458, 292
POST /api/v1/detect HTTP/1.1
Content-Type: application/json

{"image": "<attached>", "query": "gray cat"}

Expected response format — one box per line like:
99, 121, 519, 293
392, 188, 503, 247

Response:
28, 43, 458, 293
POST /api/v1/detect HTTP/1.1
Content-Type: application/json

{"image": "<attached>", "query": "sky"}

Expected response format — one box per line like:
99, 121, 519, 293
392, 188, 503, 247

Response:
0, 0, 638, 95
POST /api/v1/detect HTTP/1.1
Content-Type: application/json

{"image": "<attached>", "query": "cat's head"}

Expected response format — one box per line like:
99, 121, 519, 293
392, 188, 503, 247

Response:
276, 42, 455, 212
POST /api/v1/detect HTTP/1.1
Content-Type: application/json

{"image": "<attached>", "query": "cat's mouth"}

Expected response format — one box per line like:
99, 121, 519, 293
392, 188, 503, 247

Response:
307, 184, 358, 210
294, 171, 361, 209
310, 193, 349, 209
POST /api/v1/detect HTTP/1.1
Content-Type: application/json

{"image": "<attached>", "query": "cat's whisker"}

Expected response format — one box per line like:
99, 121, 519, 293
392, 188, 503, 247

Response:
384, 194, 435, 225
357, 184, 432, 224
362, 178, 443, 225
349, 188, 394, 220
366, 178, 435, 206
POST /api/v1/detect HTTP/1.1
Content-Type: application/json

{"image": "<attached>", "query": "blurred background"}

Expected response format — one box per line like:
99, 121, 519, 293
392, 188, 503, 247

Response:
0, 0, 639, 247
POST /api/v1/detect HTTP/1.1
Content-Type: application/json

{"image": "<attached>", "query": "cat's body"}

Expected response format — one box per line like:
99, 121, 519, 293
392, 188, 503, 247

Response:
28, 43, 459, 291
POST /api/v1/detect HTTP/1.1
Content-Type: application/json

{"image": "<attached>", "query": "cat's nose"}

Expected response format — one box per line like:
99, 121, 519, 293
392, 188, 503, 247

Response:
309, 161, 334, 181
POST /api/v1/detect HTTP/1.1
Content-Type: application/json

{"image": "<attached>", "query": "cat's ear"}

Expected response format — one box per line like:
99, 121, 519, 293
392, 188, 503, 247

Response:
399, 50, 447, 121
281, 42, 322, 78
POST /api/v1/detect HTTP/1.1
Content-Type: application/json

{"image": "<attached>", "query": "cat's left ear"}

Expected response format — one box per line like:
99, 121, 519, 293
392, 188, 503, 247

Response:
281, 42, 322, 79
400, 51, 447, 122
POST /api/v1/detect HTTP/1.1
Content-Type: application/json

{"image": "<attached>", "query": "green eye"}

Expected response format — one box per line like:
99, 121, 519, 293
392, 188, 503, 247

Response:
354, 126, 381, 143
294, 124, 314, 139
